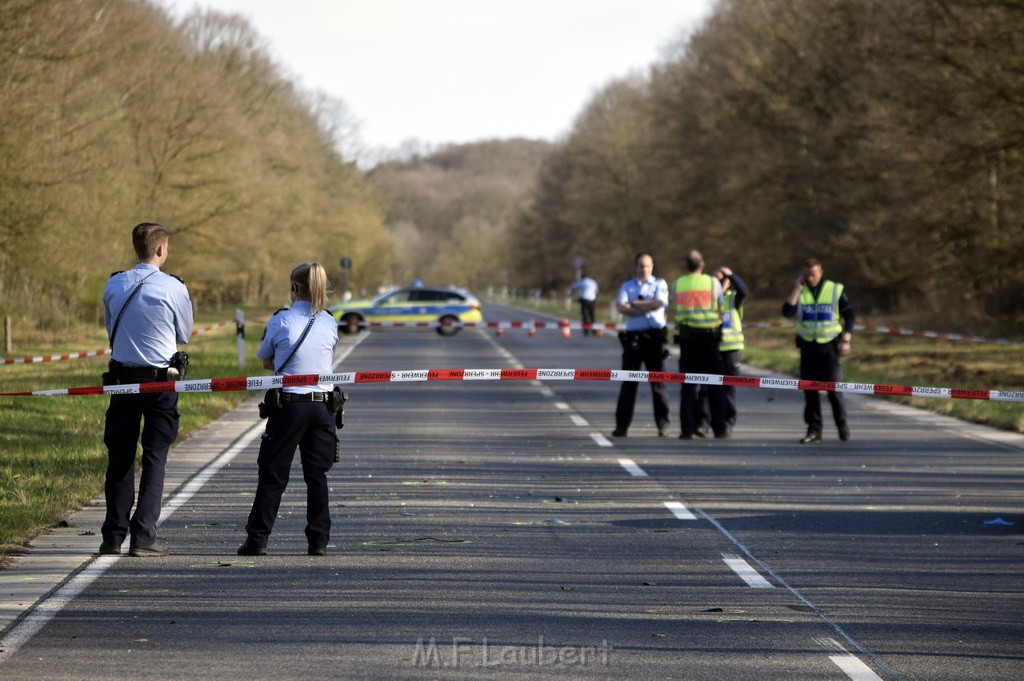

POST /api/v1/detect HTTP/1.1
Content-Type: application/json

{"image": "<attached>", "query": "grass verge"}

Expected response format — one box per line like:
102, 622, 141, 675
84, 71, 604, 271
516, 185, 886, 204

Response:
741, 325, 1024, 433
0, 307, 274, 564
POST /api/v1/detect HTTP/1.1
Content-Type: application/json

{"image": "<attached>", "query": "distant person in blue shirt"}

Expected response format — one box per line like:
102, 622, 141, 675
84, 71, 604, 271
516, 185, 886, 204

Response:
100, 222, 193, 558
568, 273, 599, 335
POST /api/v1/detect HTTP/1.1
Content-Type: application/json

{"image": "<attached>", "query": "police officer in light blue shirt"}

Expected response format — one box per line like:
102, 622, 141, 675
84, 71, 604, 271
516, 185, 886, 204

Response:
240, 262, 339, 557
100, 222, 193, 558
612, 252, 671, 437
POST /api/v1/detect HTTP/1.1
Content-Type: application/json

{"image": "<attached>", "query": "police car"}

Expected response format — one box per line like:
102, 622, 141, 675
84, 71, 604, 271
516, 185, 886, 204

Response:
329, 285, 484, 336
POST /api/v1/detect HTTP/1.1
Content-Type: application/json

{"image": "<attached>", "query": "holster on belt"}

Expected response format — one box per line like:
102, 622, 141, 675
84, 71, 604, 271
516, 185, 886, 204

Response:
258, 388, 282, 419
101, 360, 121, 386
327, 387, 348, 429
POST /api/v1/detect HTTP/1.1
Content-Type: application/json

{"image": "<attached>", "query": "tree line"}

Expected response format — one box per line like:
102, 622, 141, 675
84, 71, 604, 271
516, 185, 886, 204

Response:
509, 0, 1023, 324
3, 0, 1021, 334
0, 0, 390, 330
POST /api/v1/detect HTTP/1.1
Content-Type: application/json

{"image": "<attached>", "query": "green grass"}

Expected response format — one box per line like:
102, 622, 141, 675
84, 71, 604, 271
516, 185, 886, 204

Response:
0, 307, 275, 560
740, 325, 1024, 433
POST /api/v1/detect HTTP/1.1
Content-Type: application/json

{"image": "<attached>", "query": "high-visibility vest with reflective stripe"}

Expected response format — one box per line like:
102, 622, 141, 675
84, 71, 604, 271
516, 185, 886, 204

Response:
719, 290, 744, 351
674, 273, 721, 329
796, 280, 844, 343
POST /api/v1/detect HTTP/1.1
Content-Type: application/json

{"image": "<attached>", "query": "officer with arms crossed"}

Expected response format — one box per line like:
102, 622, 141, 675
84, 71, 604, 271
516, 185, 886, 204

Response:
612, 253, 671, 437
100, 222, 193, 557
781, 258, 854, 443
239, 262, 340, 556
674, 250, 729, 439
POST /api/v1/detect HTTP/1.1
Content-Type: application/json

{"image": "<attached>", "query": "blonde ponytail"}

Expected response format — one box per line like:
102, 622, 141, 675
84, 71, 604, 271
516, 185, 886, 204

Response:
290, 262, 331, 313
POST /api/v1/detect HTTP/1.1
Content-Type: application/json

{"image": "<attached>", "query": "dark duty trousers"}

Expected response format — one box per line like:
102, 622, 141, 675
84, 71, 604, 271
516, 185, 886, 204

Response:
696, 349, 741, 430
615, 331, 671, 433
102, 390, 179, 548
678, 328, 728, 437
579, 299, 596, 335
800, 340, 847, 436
245, 401, 337, 550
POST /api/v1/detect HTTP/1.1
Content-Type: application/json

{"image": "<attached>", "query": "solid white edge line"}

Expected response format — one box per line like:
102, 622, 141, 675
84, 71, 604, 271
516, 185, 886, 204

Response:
830, 655, 885, 681
158, 423, 265, 523
722, 553, 774, 588
664, 500, 697, 520
617, 458, 648, 477
1, 330, 372, 663
0, 557, 115, 663
0, 421, 266, 665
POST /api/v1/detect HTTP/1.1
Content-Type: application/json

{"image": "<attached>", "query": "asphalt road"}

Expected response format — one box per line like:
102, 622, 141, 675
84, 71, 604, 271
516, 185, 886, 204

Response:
1, 301, 1021, 680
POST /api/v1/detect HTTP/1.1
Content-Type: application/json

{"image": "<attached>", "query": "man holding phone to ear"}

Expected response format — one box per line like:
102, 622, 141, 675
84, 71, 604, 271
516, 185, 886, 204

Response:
782, 258, 854, 444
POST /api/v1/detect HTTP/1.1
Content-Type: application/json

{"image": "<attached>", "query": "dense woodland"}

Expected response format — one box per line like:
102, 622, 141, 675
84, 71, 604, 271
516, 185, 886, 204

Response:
512, 0, 1024, 323
0, 0, 390, 327
1, 0, 1022, 333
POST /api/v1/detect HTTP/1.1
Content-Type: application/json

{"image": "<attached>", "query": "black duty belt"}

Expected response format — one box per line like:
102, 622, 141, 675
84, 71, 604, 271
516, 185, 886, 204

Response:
116, 366, 168, 382
680, 326, 717, 333
280, 392, 330, 404
623, 329, 666, 337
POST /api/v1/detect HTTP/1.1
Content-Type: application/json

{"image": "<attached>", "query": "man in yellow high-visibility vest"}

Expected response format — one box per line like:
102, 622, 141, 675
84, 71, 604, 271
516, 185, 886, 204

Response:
781, 258, 855, 443
694, 266, 748, 436
673, 250, 729, 439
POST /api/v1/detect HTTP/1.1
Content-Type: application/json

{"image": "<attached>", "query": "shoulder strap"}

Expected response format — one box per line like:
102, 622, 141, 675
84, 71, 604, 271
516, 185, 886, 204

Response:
276, 315, 317, 374
108, 271, 158, 348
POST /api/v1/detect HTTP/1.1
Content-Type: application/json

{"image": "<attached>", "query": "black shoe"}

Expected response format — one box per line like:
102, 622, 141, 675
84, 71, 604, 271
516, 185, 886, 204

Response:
128, 543, 169, 557
308, 547, 327, 556
679, 432, 693, 440
98, 542, 121, 556
611, 429, 627, 438
657, 427, 670, 437
838, 423, 851, 441
714, 429, 733, 440
237, 541, 267, 556
799, 433, 823, 444
693, 427, 709, 439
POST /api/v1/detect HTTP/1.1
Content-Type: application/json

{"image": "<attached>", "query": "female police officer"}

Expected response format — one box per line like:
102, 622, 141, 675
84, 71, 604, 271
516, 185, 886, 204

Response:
238, 262, 339, 556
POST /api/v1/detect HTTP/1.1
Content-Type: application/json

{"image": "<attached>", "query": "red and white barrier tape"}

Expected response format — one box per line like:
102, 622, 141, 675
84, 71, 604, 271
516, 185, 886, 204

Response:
2, 368, 1022, 402
1, 321, 234, 366
350, 319, 1022, 345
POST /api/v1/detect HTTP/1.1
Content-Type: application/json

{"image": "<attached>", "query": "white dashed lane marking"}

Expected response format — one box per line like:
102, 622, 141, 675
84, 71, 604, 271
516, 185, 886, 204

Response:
722, 553, 774, 588
663, 500, 697, 520
829, 654, 885, 681
617, 458, 648, 477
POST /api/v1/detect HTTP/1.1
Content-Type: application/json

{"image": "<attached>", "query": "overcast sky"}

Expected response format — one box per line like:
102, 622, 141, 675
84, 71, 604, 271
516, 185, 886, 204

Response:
159, 1, 715, 155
